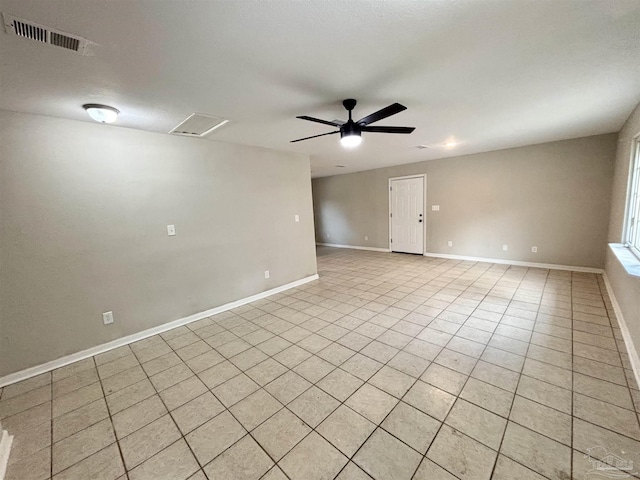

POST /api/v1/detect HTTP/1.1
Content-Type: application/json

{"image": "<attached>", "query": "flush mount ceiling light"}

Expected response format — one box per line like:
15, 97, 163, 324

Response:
443, 141, 458, 147
83, 104, 119, 124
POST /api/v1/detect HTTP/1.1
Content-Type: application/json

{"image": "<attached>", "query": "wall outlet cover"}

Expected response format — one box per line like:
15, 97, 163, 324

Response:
432, 205, 440, 211
264, 270, 270, 279
447, 241, 453, 247
502, 244, 509, 251
167, 225, 176, 236
103, 311, 114, 325
295, 215, 300, 223
531, 246, 538, 253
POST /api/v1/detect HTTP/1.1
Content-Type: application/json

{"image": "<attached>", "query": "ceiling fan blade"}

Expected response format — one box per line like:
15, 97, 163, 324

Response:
356, 103, 407, 126
361, 126, 415, 134
296, 116, 342, 127
290, 130, 340, 143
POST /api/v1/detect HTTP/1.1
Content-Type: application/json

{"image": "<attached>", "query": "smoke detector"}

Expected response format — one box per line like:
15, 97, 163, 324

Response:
3, 13, 91, 54
170, 113, 229, 137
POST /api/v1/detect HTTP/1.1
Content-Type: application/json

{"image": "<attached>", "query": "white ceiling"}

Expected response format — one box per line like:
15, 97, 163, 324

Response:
1, 1, 639, 177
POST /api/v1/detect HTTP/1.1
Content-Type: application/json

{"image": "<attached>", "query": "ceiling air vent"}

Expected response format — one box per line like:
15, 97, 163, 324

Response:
170, 114, 229, 137
3, 13, 90, 54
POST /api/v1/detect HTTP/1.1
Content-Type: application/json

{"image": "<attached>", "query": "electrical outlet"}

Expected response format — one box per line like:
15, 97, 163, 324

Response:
103, 311, 114, 325
503, 244, 509, 251
531, 246, 538, 253
365, 236, 368, 241
264, 270, 270, 279
167, 225, 176, 236
432, 205, 440, 211
295, 215, 300, 223
448, 241, 453, 247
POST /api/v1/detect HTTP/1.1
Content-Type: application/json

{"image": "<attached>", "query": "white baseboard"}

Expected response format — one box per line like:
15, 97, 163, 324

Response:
603, 273, 640, 390
0, 274, 319, 388
0, 430, 13, 480
316, 243, 391, 253
422, 252, 604, 274
316, 244, 604, 273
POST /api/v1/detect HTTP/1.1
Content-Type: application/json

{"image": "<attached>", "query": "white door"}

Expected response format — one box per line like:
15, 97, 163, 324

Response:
390, 177, 424, 254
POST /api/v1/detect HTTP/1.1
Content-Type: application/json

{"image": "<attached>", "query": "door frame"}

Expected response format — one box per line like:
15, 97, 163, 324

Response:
388, 174, 427, 254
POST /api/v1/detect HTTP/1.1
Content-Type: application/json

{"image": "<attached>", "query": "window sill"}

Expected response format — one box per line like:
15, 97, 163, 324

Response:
609, 243, 640, 278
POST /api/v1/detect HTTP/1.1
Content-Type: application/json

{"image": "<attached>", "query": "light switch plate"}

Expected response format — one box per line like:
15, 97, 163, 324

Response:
167, 225, 176, 236
295, 215, 300, 223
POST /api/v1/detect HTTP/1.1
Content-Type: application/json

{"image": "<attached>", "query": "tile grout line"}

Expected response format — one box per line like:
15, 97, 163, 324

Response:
304, 266, 632, 476
4, 251, 638, 480
127, 340, 213, 479
570, 271, 576, 480
194, 262, 634, 477
92, 355, 130, 480
598, 277, 640, 419
2, 318, 628, 480
221, 257, 494, 478
409, 268, 513, 480
85, 310, 624, 436
50, 372, 53, 480
487, 267, 549, 480
133, 324, 307, 480
416, 263, 543, 480
335, 261, 532, 478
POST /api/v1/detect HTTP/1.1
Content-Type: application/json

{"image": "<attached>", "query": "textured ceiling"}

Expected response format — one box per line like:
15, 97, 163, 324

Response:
1, 0, 639, 177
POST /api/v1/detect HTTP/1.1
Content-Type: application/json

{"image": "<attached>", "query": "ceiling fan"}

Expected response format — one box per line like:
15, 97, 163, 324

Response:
291, 99, 415, 148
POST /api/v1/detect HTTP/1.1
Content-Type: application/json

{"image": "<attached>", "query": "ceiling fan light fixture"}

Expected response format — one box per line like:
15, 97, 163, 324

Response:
291, 99, 414, 145
83, 104, 119, 124
340, 132, 362, 149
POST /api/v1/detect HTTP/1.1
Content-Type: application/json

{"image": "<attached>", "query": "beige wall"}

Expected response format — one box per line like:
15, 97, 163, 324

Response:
605, 100, 640, 367
313, 134, 617, 268
0, 110, 317, 377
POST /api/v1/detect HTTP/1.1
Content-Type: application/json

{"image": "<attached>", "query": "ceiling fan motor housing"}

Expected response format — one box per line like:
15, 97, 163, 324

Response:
341, 121, 360, 138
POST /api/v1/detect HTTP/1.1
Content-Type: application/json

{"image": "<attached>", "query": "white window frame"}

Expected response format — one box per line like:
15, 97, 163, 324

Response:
625, 134, 640, 259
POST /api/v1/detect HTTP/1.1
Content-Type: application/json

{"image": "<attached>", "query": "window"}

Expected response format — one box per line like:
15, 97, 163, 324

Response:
626, 136, 640, 258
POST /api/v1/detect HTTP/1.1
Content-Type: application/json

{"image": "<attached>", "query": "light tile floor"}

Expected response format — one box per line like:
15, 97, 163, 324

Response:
1, 246, 640, 480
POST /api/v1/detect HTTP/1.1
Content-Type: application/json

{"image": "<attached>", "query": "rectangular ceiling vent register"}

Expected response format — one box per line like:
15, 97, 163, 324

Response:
169, 114, 229, 137
2, 13, 90, 54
